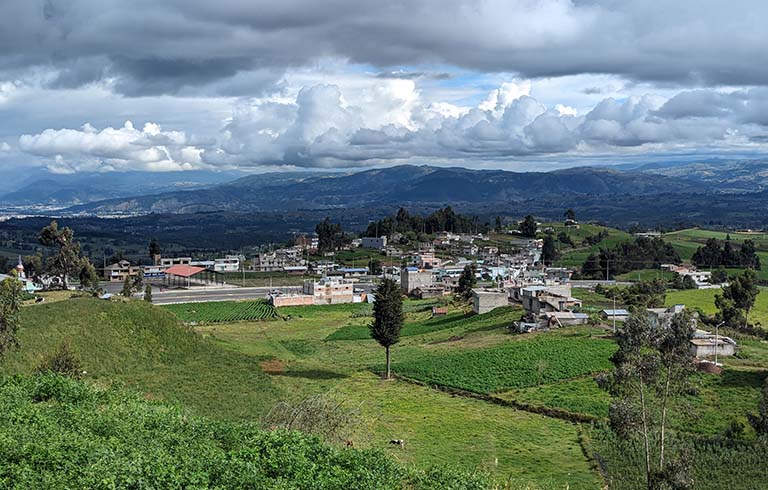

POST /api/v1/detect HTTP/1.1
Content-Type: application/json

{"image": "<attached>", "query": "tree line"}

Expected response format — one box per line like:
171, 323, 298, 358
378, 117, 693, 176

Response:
581, 237, 681, 279
691, 237, 761, 270
363, 207, 487, 238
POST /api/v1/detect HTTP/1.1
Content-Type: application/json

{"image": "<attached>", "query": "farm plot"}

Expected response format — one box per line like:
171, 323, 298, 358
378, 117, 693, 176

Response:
326, 306, 522, 341
162, 300, 278, 324
393, 334, 617, 394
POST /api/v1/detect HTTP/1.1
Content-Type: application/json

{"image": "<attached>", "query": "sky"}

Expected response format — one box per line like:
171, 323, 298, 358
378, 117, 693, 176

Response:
2, 0, 768, 175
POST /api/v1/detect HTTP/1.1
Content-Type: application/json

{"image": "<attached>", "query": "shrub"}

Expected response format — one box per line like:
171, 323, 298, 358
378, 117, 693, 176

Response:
35, 341, 83, 378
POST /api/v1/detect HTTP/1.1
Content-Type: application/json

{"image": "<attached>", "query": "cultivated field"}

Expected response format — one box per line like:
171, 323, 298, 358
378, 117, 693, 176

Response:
161, 299, 278, 323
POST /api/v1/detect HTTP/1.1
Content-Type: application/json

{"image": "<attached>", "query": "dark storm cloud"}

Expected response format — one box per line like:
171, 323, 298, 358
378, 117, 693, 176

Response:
2, 0, 768, 96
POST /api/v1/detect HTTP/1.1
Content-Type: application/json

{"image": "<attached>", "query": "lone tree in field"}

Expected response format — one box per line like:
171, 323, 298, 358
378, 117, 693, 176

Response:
144, 284, 153, 303
456, 263, 477, 300
39, 220, 86, 289
564, 208, 576, 221
0, 272, 23, 360
600, 307, 696, 489
370, 278, 404, 380
519, 215, 538, 238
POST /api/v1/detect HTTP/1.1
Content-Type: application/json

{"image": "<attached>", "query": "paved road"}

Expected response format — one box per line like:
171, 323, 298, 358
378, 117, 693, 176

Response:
151, 286, 302, 305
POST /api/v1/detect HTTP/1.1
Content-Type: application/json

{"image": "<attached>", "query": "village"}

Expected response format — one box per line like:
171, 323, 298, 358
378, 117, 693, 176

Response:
41, 214, 734, 365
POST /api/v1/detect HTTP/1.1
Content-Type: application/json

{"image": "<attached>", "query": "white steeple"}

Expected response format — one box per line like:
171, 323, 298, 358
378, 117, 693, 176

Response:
16, 255, 25, 279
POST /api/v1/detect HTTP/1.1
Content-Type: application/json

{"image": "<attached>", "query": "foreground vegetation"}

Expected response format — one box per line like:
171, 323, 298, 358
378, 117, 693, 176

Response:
0, 373, 489, 489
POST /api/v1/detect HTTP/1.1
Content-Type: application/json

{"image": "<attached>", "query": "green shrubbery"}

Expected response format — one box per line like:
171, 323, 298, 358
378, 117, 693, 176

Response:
0, 373, 490, 489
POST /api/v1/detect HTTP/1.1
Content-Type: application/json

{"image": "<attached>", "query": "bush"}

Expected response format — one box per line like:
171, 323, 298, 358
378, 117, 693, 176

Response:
34, 341, 83, 378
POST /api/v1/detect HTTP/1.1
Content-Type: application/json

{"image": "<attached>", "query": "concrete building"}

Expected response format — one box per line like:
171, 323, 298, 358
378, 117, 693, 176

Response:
690, 337, 736, 358
303, 277, 355, 304
471, 288, 509, 314
104, 260, 141, 282
214, 255, 241, 273
516, 284, 582, 315
160, 257, 192, 268
602, 309, 630, 322
361, 236, 387, 250
400, 267, 434, 294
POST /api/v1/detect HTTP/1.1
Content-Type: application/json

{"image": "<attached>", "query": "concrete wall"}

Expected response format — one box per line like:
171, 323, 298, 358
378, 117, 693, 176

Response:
270, 295, 314, 307
472, 291, 509, 314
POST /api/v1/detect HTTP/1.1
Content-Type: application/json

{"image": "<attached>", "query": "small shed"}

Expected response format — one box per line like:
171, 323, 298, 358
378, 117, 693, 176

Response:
601, 309, 630, 322
689, 336, 736, 358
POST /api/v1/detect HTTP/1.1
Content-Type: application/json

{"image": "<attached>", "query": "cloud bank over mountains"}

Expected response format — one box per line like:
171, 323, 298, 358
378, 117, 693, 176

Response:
3, 0, 768, 172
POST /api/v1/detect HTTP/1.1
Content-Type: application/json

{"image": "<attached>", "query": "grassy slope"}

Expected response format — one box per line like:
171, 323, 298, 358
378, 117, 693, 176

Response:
5, 298, 279, 420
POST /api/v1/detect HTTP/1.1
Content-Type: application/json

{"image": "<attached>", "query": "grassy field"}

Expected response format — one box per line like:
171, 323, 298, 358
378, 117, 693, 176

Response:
192, 301, 602, 487
161, 299, 278, 323
326, 306, 521, 341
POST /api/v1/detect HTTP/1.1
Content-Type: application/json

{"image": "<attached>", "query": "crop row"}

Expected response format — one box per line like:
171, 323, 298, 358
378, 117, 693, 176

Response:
392, 335, 617, 394
162, 300, 278, 323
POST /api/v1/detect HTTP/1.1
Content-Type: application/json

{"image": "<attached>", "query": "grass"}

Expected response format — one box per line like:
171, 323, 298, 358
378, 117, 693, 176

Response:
13, 287, 767, 487
333, 372, 601, 489
614, 268, 676, 282
161, 299, 278, 323
5, 298, 279, 420
191, 302, 603, 484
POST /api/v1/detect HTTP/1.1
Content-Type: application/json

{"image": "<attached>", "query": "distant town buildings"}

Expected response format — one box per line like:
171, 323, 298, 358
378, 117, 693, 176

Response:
400, 267, 434, 294
361, 236, 387, 250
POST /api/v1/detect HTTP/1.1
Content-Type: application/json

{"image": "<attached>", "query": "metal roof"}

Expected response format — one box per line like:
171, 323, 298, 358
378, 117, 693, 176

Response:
164, 264, 207, 277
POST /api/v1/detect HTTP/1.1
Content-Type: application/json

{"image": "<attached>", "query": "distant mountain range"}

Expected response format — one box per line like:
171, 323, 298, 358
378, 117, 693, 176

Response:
61, 164, 701, 215
5, 159, 768, 228
0, 170, 246, 207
